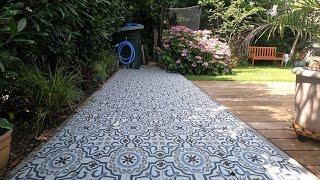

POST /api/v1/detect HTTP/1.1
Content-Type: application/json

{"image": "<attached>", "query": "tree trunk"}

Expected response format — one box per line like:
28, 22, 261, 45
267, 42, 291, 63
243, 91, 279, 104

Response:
159, 5, 168, 48
289, 33, 300, 61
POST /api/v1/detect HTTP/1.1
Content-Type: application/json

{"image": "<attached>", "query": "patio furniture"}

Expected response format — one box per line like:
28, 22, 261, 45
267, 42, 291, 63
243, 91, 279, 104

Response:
292, 67, 320, 141
248, 46, 284, 66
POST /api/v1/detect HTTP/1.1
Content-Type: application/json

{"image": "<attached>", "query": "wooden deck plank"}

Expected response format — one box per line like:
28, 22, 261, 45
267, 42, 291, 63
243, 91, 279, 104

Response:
258, 129, 297, 139
287, 151, 320, 166
271, 139, 320, 151
228, 105, 292, 111
248, 122, 292, 130
214, 97, 294, 103
223, 101, 293, 106
237, 115, 291, 122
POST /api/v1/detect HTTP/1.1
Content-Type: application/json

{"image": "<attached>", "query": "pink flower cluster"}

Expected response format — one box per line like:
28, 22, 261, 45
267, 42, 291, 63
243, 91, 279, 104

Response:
160, 26, 233, 74
181, 49, 188, 57
170, 26, 194, 34
163, 26, 231, 59
196, 36, 231, 57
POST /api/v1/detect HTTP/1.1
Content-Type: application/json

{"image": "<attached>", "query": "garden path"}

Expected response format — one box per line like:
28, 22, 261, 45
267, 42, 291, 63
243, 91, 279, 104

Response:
194, 81, 320, 177
9, 67, 317, 179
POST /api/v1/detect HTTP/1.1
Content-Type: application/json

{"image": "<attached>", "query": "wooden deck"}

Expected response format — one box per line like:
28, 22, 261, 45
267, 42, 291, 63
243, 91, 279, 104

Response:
194, 81, 320, 177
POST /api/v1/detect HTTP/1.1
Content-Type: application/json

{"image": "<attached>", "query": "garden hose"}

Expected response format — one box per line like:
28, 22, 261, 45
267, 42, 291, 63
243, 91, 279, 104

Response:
117, 40, 136, 65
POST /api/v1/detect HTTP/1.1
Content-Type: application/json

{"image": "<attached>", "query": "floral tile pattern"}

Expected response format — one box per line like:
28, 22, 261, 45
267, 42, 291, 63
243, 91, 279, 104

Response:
11, 68, 317, 180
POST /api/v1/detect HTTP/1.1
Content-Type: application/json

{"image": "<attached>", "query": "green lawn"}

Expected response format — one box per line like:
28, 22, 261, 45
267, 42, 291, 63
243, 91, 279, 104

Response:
185, 66, 295, 82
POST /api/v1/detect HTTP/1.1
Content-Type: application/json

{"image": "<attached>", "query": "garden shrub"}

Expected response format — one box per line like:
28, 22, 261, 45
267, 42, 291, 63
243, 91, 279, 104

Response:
199, 0, 263, 45
0, 0, 126, 132
159, 26, 234, 75
80, 50, 119, 94
0, 0, 126, 93
93, 50, 119, 84
18, 67, 83, 131
0, 2, 33, 99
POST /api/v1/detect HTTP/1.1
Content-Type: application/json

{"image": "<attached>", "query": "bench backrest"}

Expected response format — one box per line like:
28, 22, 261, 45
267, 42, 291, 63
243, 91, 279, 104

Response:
249, 46, 276, 58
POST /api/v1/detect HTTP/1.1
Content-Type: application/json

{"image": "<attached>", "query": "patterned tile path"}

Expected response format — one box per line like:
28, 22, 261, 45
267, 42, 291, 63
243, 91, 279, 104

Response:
10, 68, 317, 179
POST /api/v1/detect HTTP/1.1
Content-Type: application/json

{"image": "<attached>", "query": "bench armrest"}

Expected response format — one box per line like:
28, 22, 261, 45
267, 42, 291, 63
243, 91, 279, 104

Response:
276, 52, 285, 58
248, 51, 256, 58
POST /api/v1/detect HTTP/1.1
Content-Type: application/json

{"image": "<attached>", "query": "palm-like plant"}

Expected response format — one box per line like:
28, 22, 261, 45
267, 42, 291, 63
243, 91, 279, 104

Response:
242, 0, 320, 60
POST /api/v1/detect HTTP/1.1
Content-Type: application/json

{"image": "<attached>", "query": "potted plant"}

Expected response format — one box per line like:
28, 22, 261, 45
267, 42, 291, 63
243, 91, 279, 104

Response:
0, 118, 13, 175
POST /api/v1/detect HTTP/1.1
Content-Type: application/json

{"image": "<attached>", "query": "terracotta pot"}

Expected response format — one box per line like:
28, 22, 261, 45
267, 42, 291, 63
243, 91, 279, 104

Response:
0, 129, 12, 176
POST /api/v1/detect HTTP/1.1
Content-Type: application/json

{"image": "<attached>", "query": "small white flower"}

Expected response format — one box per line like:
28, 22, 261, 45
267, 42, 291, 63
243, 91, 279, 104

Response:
267, 5, 278, 16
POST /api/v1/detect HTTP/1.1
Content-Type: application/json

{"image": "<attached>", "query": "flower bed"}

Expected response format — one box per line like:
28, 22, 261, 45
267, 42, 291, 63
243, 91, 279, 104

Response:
159, 26, 235, 75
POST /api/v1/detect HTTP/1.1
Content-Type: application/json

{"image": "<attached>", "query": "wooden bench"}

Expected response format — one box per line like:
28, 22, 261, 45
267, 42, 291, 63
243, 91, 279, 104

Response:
248, 46, 284, 66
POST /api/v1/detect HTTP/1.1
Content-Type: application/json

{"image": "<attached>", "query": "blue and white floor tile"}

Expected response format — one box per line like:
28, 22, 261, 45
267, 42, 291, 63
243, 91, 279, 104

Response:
11, 68, 317, 179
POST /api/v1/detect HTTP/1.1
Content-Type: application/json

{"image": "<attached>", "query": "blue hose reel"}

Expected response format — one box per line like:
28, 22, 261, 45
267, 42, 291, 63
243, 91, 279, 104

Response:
117, 40, 136, 65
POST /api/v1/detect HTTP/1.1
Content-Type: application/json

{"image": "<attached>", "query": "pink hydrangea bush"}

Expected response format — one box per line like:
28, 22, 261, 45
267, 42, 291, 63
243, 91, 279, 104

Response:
159, 26, 235, 75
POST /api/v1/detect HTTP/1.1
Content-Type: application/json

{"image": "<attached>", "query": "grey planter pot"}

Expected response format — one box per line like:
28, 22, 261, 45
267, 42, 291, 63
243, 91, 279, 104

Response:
292, 67, 320, 140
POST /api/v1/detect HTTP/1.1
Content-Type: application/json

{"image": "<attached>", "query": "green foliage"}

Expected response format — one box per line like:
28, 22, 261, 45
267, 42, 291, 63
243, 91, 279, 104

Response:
123, 0, 165, 53
93, 50, 119, 84
18, 67, 83, 130
0, 2, 33, 46
199, 0, 264, 44
236, 56, 250, 67
242, 0, 320, 58
0, 1, 126, 132
169, 0, 199, 7
20, 0, 125, 67
0, 2, 34, 97
19, 67, 83, 114
0, 0, 126, 75
254, 32, 296, 53
0, 51, 19, 93
0, 118, 12, 131
266, 0, 320, 39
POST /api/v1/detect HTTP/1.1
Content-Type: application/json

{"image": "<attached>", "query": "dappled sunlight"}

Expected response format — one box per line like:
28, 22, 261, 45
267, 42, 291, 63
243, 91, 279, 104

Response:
265, 159, 318, 180
214, 105, 230, 111
235, 81, 295, 96
197, 107, 318, 179
194, 79, 320, 177
251, 105, 292, 114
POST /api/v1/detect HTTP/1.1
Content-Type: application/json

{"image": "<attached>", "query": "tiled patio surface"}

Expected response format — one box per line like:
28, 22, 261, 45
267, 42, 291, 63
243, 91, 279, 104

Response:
9, 68, 317, 179
194, 81, 320, 178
